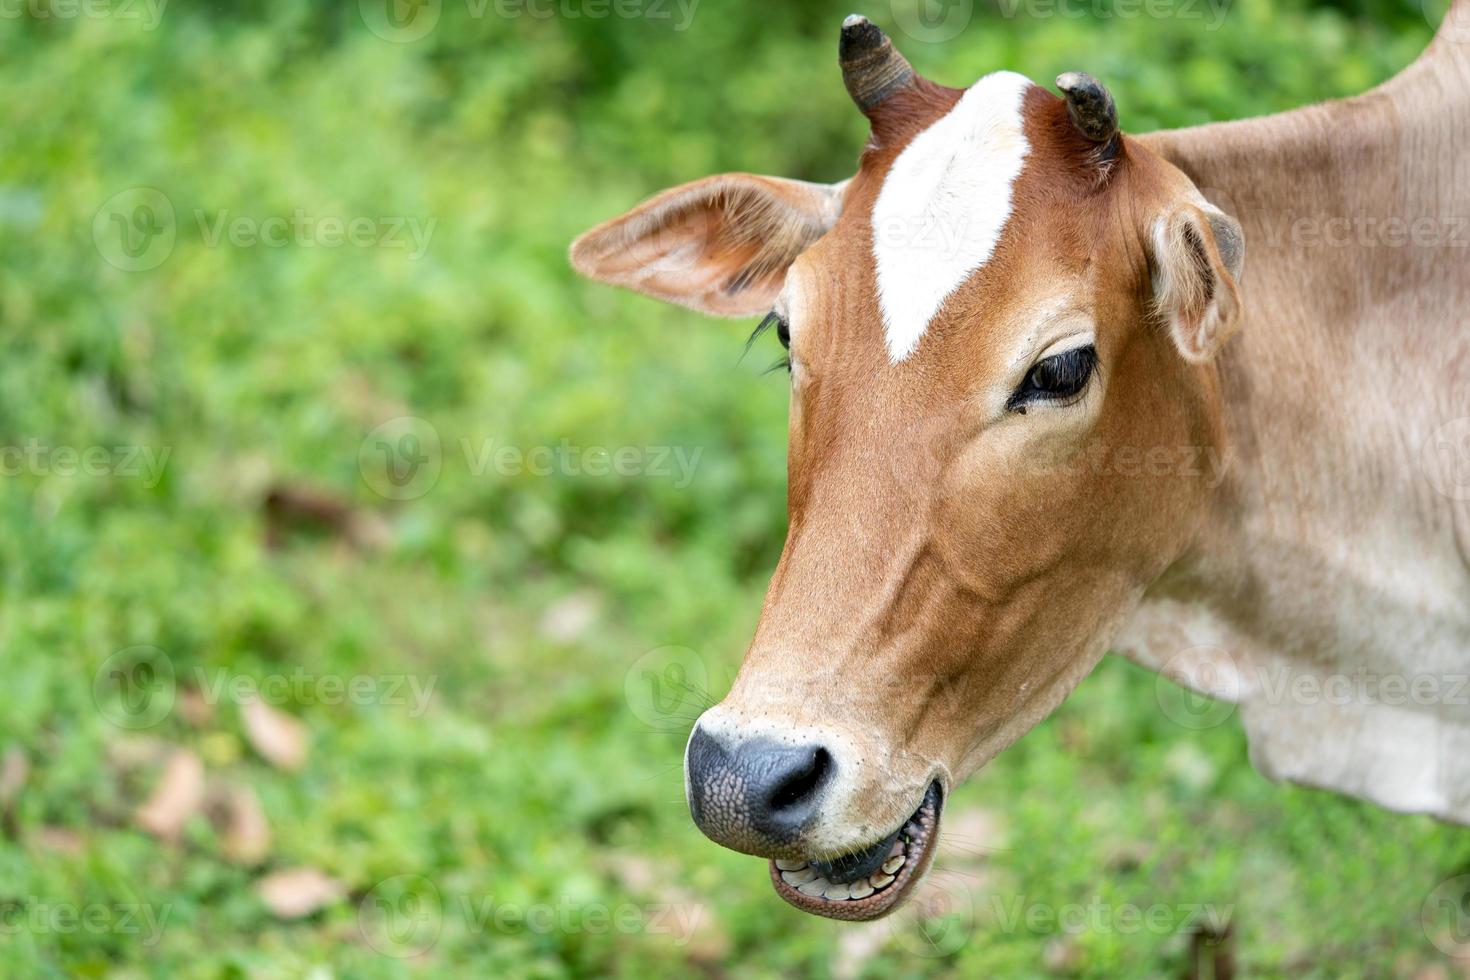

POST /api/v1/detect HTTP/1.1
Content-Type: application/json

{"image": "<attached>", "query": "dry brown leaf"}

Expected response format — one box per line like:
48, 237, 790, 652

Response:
1044, 936, 1085, 973
0, 746, 29, 811
256, 868, 344, 919
106, 734, 171, 771
1407, 967, 1451, 980
33, 827, 84, 856
834, 924, 892, 980
538, 591, 602, 644
135, 749, 206, 842
262, 483, 388, 552
176, 687, 215, 729
607, 854, 658, 893
241, 700, 309, 771
347, 512, 393, 551
206, 782, 271, 866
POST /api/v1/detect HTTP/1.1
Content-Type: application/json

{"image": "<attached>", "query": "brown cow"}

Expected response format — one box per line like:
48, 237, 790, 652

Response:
571, 11, 1470, 920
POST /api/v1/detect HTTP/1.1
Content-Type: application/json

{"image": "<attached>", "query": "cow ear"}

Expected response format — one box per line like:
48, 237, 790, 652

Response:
570, 174, 847, 318
1149, 204, 1245, 362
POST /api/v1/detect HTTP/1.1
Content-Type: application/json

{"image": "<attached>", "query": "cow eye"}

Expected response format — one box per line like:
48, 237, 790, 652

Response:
1009, 345, 1097, 411
772, 312, 790, 350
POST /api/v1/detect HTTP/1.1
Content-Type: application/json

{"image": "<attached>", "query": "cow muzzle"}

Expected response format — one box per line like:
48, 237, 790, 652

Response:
684, 710, 945, 921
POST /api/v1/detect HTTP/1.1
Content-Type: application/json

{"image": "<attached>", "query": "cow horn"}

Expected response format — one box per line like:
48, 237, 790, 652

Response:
1056, 71, 1118, 145
839, 14, 915, 114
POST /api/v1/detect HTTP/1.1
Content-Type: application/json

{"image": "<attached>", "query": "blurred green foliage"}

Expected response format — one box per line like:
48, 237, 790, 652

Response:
0, 0, 1465, 975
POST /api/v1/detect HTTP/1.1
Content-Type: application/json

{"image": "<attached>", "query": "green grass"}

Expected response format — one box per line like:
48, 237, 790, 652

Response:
1, 0, 1467, 975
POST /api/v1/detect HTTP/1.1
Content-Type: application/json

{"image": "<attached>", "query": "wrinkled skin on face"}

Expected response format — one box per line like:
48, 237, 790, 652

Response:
571, 18, 1243, 919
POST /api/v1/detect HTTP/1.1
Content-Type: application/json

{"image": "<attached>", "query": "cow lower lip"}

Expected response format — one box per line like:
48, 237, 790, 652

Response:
768, 782, 942, 921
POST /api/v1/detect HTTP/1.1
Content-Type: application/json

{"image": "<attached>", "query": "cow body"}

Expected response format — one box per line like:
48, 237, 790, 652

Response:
1121, 30, 1470, 822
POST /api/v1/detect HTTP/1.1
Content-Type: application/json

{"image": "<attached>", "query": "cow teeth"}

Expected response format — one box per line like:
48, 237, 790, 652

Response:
869, 871, 895, 889
781, 867, 817, 885
774, 859, 807, 871
889, 840, 905, 857
823, 881, 851, 901
797, 876, 830, 897
881, 854, 905, 875
848, 881, 875, 899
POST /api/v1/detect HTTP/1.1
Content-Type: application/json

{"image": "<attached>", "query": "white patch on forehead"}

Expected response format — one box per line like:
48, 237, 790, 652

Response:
871, 71, 1033, 363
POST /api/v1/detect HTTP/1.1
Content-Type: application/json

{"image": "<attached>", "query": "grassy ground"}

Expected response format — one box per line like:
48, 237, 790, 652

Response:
1, 0, 1467, 976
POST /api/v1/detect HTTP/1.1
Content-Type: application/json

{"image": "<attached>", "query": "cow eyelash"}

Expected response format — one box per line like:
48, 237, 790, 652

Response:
1007, 344, 1098, 412
745, 311, 789, 350
744, 311, 791, 375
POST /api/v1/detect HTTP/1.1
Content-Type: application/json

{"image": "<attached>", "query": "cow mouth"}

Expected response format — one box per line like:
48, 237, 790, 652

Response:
769, 781, 942, 921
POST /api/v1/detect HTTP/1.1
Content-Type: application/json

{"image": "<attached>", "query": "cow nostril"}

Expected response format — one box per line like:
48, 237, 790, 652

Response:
686, 732, 837, 850
769, 746, 833, 812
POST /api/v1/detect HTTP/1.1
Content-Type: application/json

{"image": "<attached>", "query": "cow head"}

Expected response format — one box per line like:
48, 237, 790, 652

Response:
571, 16, 1244, 920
